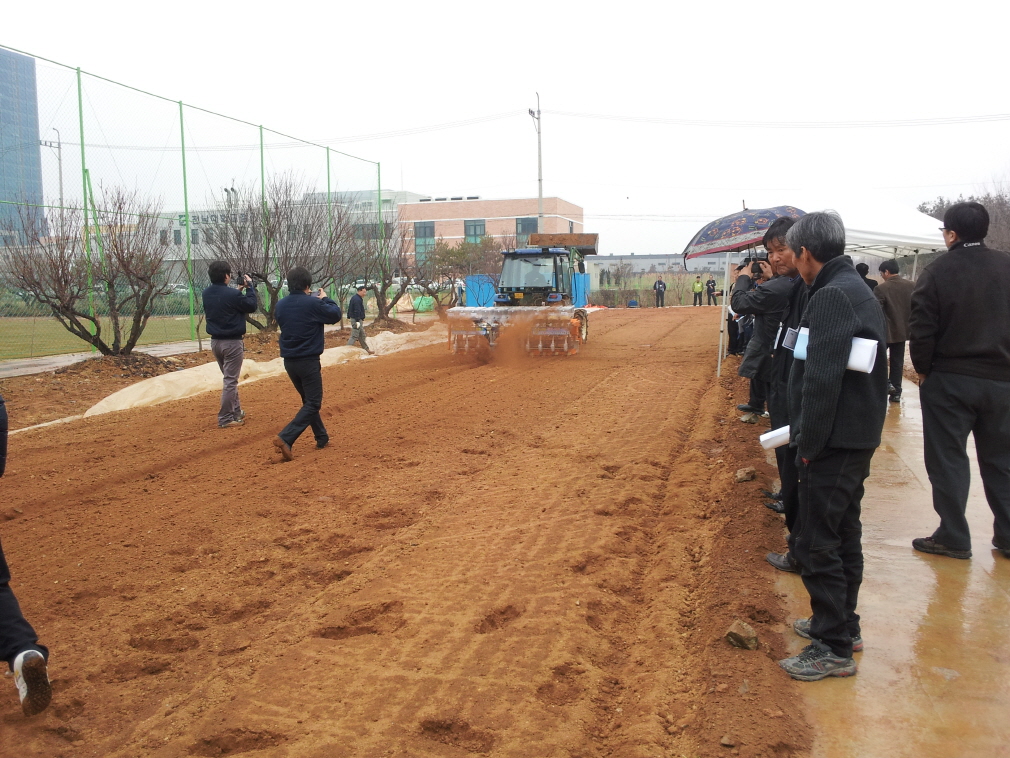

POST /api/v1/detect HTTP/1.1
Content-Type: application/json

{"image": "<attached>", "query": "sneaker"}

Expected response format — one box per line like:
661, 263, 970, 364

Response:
13, 650, 52, 717
888, 392, 901, 403
993, 539, 1010, 559
219, 419, 245, 428
766, 551, 799, 573
736, 403, 763, 414
316, 438, 329, 450
779, 642, 857, 681
913, 537, 971, 560
273, 436, 294, 461
765, 500, 786, 514
235, 409, 246, 422
761, 489, 782, 501
793, 617, 863, 653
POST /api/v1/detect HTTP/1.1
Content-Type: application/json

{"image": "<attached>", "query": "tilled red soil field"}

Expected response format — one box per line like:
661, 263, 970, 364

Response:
0, 308, 810, 758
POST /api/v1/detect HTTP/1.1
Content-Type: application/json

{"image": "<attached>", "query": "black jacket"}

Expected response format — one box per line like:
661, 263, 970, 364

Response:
202, 283, 258, 339
276, 291, 342, 359
909, 241, 1010, 381
788, 256, 888, 461
731, 274, 791, 381
347, 293, 366, 323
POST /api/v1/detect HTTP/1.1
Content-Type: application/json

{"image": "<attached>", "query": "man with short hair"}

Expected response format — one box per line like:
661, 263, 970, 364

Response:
202, 261, 257, 428
731, 252, 784, 419
653, 276, 666, 308
273, 267, 342, 461
779, 211, 888, 681
692, 276, 704, 306
855, 262, 878, 291
706, 274, 718, 305
909, 201, 1010, 561
874, 259, 915, 402
346, 285, 373, 354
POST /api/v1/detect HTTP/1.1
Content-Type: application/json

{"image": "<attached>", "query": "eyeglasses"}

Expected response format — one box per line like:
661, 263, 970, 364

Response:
939, 227, 949, 232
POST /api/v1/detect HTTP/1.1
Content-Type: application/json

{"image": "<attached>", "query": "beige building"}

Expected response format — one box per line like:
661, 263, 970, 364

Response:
397, 196, 583, 255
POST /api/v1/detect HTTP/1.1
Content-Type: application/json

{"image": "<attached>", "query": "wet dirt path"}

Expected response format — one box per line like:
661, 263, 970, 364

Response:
0, 308, 810, 758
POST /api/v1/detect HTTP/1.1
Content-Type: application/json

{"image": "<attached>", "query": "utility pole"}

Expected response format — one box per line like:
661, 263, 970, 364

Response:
529, 93, 543, 233
39, 128, 63, 211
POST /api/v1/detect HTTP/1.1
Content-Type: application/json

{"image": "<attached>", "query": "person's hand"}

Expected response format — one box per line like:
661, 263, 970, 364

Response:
735, 265, 750, 280
757, 260, 774, 280
243, 275, 252, 288
314, 288, 325, 299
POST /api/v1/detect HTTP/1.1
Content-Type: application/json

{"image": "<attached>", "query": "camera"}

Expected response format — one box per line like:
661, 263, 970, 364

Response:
751, 253, 768, 277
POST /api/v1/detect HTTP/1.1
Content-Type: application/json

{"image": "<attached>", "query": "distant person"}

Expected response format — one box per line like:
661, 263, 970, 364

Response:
273, 267, 342, 461
653, 276, 666, 308
779, 211, 887, 681
346, 285, 373, 355
0, 395, 52, 717
909, 201, 1010, 561
202, 261, 258, 428
692, 276, 704, 306
706, 274, 718, 305
874, 259, 915, 402
855, 262, 878, 291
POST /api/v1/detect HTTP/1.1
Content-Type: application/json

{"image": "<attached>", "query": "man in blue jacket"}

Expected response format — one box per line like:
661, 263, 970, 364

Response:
273, 267, 342, 461
779, 211, 888, 681
202, 261, 257, 428
346, 284, 373, 354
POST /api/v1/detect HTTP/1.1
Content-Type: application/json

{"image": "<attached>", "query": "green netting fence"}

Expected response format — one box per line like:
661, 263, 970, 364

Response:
0, 43, 381, 360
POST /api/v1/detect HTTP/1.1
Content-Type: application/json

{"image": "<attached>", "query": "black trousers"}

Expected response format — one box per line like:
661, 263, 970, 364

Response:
693, 292, 703, 306
748, 378, 767, 412
0, 538, 47, 670
707, 292, 718, 305
920, 371, 1010, 552
793, 447, 875, 658
887, 342, 905, 391
279, 356, 328, 448
655, 291, 664, 307
768, 382, 799, 533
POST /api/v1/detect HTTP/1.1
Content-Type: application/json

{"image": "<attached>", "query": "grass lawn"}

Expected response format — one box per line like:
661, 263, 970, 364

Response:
0, 316, 214, 360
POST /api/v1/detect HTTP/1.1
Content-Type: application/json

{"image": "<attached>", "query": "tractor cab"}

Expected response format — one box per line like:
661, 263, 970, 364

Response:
493, 233, 598, 308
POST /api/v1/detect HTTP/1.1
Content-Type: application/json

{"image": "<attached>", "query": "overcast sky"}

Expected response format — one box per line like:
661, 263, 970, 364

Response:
6, 0, 1010, 255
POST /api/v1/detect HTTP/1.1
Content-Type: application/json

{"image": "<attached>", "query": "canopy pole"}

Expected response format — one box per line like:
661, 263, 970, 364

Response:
717, 249, 731, 377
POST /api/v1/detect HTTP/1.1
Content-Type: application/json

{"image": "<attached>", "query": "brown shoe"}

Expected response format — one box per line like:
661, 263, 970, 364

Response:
273, 436, 294, 461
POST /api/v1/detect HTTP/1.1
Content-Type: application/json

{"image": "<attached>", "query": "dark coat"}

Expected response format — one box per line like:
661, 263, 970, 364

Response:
788, 256, 888, 461
202, 283, 258, 339
731, 274, 791, 381
276, 291, 342, 359
909, 241, 1010, 381
874, 275, 914, 343
347, 293, 367, 323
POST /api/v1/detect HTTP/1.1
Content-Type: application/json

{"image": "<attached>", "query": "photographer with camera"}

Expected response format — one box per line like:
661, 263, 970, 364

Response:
731, 250, 789, 418
202, 261, 258, 429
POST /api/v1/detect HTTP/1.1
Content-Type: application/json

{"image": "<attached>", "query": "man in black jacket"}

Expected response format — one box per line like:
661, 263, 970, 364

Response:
653, 276, 666, 308
346, 285, 373, 354
202, 261, 257, 428
909, 202, 1010, 561
779, 211, 888, 681
731, 258, 786, 417
273, 267, 342, 461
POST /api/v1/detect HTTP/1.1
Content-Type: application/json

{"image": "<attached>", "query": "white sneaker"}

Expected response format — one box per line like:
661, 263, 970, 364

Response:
13, 650, 52, 717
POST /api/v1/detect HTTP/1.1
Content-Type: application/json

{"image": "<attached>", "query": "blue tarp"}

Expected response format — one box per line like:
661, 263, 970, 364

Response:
465, 275, 497, 307
572, 273, 589, 308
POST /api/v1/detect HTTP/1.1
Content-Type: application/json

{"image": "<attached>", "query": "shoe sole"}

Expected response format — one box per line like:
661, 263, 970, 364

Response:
780, 662, 857, 681
913, 540, 971, 560
20, 655, 52, 717
766, 554, 799, 573
273, 437, 294, 461
793, 621, 864, 652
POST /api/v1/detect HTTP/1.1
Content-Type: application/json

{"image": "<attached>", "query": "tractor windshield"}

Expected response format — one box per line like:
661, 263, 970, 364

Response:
500, 255, 556, 288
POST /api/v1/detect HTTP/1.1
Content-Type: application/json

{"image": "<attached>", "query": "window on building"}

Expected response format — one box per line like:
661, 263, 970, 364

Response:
173, 229, 182, 245
569, 220, 574, 233
191, 230, 199, 245
414, 221, 435, 256
516, 217, 538, 246
159, 230, 168, 245
464, 219, 485, 244
204, 229, 214, 245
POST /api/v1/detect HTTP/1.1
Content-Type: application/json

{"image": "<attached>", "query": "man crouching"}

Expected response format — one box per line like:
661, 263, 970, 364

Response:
780, 211, 887, 680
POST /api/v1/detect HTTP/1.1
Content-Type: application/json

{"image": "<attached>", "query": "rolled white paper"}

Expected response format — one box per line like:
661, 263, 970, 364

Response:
760, 425, 791, 450
847, 337, 878, 374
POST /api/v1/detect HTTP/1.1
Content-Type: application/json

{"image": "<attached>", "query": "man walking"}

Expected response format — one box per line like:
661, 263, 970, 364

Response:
874, 259, 915, 402
346, 285, 373, 354
909, 201, 1010, 561
202, 261, 258, 428
1, 395, 52, 717
706, 274, 719, 305
779, 211, 888, 681
273, 267, 342, 461
692, 276, 704, 306
653, 276, 666, 308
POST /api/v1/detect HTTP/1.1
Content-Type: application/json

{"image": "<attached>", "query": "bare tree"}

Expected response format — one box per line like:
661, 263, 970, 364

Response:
919, 187, 1010, 252
355, 208, 411, 323
2, 188, 173, 355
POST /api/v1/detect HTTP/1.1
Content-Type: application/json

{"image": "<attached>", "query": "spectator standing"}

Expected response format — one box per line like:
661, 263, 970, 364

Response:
855, 262, 878, 291
273, 267, 342, 461
779, 211, 887, 681
706, 274, 719, 305
0, 396, 52, 716
653, 276, 666, 308
874, 259, 915, 402
909, 201, 1010, 561
202, 261, 258, 428
692, 276, 704, 306
346, 285, 373, 354
731, 259, 786, 417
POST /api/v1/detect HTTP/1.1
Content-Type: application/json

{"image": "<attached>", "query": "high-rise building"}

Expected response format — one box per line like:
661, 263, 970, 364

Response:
0, 48, 45, 243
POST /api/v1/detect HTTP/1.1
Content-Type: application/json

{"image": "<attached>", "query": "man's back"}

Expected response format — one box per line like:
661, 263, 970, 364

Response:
910, 243, 1010, 380
875, 275, 915, 343
276, 291, 342, 359
202, 283, 257, 338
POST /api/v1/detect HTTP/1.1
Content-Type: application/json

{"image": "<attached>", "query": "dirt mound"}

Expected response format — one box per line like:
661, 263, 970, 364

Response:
0, 308, 810, 757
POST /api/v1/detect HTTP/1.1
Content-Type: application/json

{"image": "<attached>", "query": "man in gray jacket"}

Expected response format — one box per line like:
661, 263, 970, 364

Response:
779, 211, 888, 681
874, 259, 915, 402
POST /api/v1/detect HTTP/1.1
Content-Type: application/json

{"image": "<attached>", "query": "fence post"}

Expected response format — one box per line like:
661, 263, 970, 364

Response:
179, 101, 195, 340
77, 67, 96, 351
260, 125, 272, 284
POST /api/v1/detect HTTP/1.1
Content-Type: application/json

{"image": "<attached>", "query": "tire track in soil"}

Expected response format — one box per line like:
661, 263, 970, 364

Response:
0, 309, 810, 758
